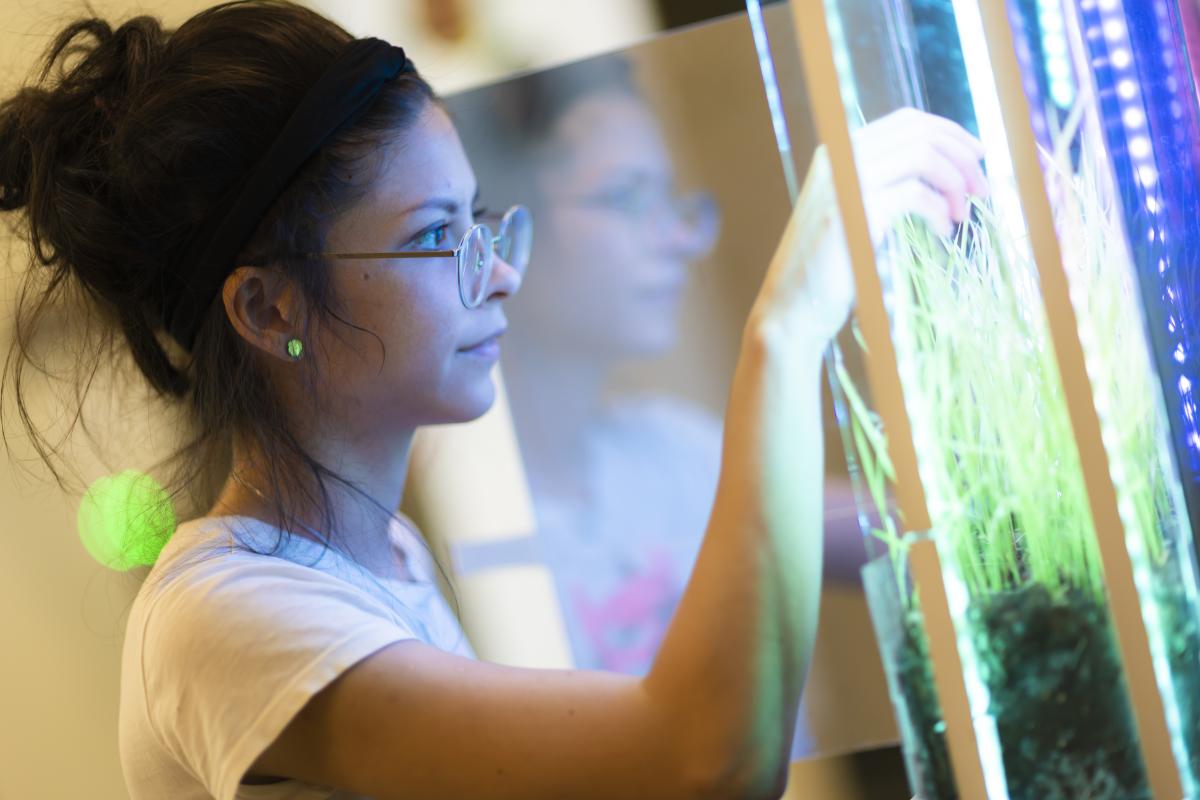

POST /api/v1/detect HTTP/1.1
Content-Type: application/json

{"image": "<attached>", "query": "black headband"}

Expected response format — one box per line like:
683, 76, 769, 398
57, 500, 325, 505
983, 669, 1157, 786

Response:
163, 37, 414, 351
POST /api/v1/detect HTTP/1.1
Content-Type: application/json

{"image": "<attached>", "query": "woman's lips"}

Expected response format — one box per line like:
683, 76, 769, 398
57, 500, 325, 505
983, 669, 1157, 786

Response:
459, 329, 505, 359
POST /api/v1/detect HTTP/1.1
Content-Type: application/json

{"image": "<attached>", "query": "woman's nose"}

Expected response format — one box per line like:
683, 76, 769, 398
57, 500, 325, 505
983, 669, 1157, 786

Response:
655, 193, 720, 261
482, 253, 523, 303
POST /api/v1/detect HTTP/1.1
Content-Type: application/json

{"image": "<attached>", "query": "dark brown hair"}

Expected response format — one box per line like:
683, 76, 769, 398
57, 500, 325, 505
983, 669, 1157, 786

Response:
0, 1, 438, 569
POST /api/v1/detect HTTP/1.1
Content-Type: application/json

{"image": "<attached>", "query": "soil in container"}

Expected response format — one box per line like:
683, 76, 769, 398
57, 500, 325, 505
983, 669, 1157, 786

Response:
967, 583, 1151, 800
1150, 554, 1200, 786
895, 610, 957, 799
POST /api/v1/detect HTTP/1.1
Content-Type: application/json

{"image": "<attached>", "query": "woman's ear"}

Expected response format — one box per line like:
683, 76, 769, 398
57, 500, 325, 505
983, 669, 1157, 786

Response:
221, 266, 304, 360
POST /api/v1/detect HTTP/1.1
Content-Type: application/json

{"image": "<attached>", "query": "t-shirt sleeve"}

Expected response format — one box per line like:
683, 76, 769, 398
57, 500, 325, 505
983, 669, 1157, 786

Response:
140, 553, 418, 800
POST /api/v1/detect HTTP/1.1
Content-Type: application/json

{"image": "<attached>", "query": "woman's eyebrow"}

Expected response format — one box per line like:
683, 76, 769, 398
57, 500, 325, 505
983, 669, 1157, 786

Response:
398, 187, 482, 217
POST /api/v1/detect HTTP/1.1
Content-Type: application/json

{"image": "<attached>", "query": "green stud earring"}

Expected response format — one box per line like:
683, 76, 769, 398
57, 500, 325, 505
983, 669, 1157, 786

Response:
286, 338, 304, 360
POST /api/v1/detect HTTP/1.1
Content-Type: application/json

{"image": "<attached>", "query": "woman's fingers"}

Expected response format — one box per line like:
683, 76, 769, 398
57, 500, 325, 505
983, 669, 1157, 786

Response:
847, 109, 989, 244
860, 133, 985, 201
868, 178, 954, 242
906, 142, 969, 222
923, 130, 989, 199
867, 107, 984, 159
853, 109, 988, 214
916, 112, 989, 213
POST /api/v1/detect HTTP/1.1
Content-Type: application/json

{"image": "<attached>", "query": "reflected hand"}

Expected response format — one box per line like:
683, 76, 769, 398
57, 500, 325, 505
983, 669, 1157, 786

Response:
747, 108, 987, 350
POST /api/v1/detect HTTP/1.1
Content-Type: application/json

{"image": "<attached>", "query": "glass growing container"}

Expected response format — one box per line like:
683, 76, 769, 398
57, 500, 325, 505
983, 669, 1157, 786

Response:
755, 0, 1200, 795
861, 538, 957, 798
1007, 0, 1200, 794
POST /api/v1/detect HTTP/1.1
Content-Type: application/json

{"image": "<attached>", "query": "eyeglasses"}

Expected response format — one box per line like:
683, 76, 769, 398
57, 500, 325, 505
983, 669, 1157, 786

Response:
307, 204, 533, 308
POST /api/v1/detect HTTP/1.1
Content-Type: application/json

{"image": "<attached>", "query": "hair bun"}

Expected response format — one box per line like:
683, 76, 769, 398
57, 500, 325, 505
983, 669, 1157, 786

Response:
0, 91, 33, 210
0, 16, 165, 212
89, 17, 166, 118
53, 17, 166, 125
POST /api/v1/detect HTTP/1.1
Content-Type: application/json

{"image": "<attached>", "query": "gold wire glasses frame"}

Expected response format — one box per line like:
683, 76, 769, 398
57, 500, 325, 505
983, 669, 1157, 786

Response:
306, 204, 533, 309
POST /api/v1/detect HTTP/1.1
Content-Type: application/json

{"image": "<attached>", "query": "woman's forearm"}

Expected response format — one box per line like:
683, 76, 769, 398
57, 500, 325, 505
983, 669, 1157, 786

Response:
639, 112, 986, 798
644, 323, 827, 797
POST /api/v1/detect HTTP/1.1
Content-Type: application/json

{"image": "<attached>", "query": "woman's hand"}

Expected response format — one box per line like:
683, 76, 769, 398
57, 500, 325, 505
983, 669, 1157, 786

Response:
747, 107, 988, 350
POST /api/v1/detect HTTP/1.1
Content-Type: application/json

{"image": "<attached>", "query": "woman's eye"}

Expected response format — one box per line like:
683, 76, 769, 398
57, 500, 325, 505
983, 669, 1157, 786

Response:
413, 223, 451, 250
596, 186, 644, 211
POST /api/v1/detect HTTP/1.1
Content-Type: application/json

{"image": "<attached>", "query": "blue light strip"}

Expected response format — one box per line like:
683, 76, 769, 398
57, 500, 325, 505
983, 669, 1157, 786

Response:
1038, 0, 1076, 108
1077, 0, 1200, 493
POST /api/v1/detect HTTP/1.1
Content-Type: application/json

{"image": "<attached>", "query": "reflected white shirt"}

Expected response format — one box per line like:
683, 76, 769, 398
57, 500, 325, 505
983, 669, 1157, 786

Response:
528, 395, 816, 757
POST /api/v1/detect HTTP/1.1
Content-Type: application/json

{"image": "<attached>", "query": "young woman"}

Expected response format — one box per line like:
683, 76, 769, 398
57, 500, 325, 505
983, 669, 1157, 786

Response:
0, 2, 985, 798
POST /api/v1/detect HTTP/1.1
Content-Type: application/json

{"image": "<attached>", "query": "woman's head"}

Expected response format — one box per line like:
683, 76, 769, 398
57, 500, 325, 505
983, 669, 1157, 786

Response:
453, 56, 717, 363
0, 0, 518, 547
252, 99, 520, 431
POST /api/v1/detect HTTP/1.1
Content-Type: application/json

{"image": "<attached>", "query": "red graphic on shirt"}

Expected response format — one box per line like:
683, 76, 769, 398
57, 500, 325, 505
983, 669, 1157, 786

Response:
570, 548, 680, 674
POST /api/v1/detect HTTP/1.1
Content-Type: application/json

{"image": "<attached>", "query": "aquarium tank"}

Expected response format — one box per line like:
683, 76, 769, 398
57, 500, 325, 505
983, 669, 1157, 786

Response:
748, 0, 1200, 797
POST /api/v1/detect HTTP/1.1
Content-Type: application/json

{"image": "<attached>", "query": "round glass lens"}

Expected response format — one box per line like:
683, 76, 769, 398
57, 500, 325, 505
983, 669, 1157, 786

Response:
460, 225, 491, 308
498, 205, 533, 273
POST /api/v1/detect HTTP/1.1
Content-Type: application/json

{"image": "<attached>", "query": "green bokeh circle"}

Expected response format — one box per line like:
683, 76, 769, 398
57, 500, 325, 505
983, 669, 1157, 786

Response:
77, 469, 176, 570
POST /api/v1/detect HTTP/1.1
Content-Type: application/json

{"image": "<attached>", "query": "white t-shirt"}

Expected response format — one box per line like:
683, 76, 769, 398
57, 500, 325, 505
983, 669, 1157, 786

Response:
530, 398, 720, 675
119, 513, 473, 800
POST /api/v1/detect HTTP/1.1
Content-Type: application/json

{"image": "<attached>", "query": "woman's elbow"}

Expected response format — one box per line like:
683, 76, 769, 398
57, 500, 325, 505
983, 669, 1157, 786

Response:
678, 747, 789, 800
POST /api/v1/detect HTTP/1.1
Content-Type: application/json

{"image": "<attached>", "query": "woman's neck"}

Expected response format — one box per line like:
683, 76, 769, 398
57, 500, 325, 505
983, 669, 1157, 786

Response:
207, 429, 415, 581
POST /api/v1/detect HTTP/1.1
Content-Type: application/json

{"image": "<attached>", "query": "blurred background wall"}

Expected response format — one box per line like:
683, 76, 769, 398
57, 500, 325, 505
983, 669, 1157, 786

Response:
0, 3, 894, 799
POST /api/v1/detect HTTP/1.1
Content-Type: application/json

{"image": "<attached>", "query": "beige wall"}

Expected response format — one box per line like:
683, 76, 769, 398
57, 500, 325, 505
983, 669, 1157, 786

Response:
0, 2, 658, 798
0, 5, 216, 797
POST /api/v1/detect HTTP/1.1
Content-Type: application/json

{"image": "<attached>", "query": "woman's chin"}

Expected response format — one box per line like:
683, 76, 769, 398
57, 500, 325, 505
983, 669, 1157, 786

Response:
441, 384, 497, 425
612, 327, 680, 359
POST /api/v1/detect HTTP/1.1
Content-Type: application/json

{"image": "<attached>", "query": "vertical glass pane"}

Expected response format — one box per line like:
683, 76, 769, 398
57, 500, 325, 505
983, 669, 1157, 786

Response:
1013, 0, 1200, 793
766, 0, 1162, 795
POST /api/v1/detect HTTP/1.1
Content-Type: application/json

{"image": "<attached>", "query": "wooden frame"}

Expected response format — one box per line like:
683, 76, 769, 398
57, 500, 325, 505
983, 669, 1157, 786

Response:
790, 0, 1185, 796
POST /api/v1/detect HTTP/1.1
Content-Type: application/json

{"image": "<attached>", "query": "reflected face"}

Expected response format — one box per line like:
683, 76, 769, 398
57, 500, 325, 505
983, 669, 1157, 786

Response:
515, 91, 716, 359
314, 102, 522, 431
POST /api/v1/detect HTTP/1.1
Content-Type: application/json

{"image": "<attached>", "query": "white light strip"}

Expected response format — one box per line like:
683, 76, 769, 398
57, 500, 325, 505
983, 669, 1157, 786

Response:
745, 0, 801, 201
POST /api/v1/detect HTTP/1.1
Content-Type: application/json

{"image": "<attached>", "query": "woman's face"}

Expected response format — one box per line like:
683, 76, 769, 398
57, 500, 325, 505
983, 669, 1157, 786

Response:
513, 90, 716, 360
303, 101, 521, 432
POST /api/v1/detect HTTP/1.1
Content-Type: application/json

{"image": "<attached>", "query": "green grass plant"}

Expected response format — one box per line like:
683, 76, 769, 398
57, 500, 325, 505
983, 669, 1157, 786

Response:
838, 97, 1175, 606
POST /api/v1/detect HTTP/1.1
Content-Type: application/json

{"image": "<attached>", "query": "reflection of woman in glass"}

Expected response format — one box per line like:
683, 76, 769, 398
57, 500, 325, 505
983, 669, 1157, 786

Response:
3, 1, 984, 794
456, 59, 724, 673
457, 58, 869, 702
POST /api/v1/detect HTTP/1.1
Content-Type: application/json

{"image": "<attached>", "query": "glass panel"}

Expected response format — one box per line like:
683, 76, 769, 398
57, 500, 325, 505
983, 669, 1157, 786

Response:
765, 0, 1163, 795
1007, 0, 1200, 793
442, 5, 904, 769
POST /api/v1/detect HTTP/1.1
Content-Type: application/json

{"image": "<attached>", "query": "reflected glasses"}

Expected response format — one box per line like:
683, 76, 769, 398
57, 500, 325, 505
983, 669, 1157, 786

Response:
308, 204, 533, 308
